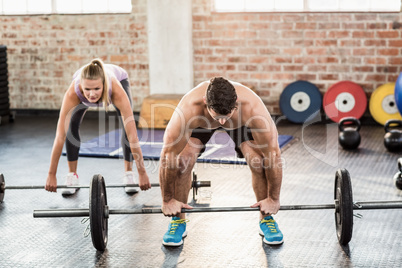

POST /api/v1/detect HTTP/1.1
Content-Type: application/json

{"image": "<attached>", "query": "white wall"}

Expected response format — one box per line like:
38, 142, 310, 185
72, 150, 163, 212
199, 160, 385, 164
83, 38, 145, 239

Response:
147, 0, 193, 95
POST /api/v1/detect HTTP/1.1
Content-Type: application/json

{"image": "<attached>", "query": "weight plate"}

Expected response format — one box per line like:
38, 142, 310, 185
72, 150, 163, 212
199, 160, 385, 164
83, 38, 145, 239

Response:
0, 92, 8, 100
279, 80, 322, 123
0, 87, 8, 94
323, 81, 367, 123
396, 72, 402, 115
369, 83, 402, 125
0, 57, 6, 64
0, 98, 9, 105
0, 103, 10, 111
334, 168, 353, 245
0, 173, 5, 203
192, 170, 197, 201
0, 46, 6, 52
0, 81, 8, 88
90, 174, 108, 251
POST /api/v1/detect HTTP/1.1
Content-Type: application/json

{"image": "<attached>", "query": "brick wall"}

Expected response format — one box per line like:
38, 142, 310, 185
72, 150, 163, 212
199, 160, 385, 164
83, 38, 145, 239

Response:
1, 0, 149, 111
192, 0, 402, 114
1, 0, 402, 114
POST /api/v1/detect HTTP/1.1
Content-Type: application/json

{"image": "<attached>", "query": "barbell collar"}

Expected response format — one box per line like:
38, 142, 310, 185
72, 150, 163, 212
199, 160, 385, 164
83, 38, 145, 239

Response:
192, 181, 211, 188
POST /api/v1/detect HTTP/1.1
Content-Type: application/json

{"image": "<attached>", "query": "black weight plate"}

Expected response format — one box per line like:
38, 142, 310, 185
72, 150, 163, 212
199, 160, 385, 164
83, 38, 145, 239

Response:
0, 81, 8, 87
334, 168, 353, 245
0, 75, 7, 81
0, 63, 8, 69
0, 57, 6, 64
90, 174, 108, 251
0, 69, 7, 76
0, 46, 6, 52
279, 80, 322, 123
0, 103, 10, 111
0, 51, 6, 57
0, 173, 5, 203
0, 110, 11, 116
0, 91, 8, 99
192, 170, 197, 201
0, 87, 8, 94
0, 98, 9, 105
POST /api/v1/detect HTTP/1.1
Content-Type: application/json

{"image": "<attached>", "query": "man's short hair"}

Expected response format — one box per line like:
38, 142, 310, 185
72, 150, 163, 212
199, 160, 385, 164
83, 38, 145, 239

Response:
206, 77, 237, 115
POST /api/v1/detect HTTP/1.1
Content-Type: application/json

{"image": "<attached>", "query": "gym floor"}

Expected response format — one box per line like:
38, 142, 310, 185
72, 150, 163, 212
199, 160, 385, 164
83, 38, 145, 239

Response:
0, 113, 401, 268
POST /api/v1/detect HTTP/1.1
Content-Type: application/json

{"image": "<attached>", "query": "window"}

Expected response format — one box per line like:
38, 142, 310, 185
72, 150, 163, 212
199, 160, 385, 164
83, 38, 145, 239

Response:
213, 0, 402, 12
0, 0, 132, 15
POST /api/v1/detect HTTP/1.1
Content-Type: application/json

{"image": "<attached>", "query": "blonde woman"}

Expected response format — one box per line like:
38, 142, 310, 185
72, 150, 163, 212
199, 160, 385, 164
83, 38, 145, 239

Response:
45, 59, 151, 194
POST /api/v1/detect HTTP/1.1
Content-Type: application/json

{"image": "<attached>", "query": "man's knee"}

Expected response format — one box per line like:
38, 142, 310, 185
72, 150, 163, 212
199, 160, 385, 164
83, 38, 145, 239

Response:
178, 153, 196, 175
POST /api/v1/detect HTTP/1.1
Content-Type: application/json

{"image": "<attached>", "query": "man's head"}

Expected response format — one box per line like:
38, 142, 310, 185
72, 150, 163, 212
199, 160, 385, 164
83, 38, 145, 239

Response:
205, 77, 237, 115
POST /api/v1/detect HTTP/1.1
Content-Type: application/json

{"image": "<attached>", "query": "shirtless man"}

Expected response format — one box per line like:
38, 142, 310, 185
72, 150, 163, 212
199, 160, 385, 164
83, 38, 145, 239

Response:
159, 77, 283, 246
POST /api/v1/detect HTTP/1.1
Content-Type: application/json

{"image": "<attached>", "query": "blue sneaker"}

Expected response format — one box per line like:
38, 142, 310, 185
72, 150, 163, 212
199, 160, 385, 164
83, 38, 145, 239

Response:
162, 217, 189, 246
259, 216, 284, 245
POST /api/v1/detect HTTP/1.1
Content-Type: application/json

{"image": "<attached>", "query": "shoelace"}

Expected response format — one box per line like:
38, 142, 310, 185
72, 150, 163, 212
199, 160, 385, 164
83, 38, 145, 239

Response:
261, 219, 277, 233
169, 219, 189, 235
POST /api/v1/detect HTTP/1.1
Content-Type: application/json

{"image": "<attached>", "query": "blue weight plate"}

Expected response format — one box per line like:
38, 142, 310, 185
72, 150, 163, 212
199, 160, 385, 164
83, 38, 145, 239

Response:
279, 80, 322, 123
396, 72, 402, 115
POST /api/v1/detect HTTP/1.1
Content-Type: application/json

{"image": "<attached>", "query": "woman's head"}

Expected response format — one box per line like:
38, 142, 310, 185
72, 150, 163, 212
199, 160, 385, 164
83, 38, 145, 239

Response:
80, 58, 110, 107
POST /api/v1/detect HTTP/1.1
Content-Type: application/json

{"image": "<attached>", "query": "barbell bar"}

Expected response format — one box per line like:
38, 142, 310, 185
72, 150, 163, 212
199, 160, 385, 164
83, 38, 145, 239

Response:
0, 172, 210, 203
33, 169, 402, 251
33, 200, 402, 218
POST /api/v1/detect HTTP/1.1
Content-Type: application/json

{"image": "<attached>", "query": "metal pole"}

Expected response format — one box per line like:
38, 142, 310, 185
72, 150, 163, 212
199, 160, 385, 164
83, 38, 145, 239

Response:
7, 182, 210, 190
34, 203, 337, 218
33, 200, 402, 218
353, 201, 402, 210
34, 209, 90, 217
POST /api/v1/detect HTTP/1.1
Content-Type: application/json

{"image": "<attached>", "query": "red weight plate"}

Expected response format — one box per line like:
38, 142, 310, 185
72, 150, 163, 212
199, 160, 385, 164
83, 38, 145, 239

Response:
323, 81, 367, 123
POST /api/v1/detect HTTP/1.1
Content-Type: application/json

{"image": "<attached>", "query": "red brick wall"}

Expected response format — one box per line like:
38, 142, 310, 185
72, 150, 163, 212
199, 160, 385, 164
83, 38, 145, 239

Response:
192, 0, 402, 114
1, 0, 149, 111
1, 0, 402, 115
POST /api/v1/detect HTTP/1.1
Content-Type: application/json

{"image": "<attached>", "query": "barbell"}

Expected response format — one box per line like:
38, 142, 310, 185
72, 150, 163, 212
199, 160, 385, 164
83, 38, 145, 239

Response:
33, 168, 402, 251
0, 171, 210, 203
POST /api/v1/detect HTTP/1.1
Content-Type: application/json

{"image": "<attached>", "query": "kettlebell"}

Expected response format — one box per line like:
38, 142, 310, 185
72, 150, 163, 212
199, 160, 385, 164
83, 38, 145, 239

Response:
384, 119, 402, 152
338, 117, 361, 150
394, 158, 402, 190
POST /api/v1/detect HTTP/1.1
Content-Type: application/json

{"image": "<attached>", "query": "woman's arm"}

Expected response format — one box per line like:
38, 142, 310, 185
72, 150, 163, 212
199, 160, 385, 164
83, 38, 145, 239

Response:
46, 82, 80, 192
111, 79, 151, 190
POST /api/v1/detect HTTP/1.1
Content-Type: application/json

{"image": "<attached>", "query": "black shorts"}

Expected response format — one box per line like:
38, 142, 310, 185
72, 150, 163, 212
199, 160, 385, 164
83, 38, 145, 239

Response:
190, 126, 254, 158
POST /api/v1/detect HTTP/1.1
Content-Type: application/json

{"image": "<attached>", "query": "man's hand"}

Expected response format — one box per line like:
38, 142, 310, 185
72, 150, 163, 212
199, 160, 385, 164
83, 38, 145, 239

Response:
162, 198, 193, 217
251, 198, 280, 216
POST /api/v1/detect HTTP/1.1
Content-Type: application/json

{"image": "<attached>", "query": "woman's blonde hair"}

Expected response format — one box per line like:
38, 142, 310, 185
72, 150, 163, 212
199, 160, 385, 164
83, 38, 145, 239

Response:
81, 58, 110, 108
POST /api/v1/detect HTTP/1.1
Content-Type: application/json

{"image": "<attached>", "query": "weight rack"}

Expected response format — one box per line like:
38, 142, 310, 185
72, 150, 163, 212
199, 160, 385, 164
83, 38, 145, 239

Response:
0, 45, 13, 125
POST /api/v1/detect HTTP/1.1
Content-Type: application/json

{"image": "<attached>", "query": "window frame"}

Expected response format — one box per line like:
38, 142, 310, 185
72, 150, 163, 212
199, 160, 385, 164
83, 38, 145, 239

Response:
211, 0, 402, 13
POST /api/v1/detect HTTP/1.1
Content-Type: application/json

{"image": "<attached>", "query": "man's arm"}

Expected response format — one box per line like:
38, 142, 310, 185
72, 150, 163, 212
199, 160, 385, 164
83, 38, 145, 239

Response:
249, 101, 283, 214
159, 100, 195, 215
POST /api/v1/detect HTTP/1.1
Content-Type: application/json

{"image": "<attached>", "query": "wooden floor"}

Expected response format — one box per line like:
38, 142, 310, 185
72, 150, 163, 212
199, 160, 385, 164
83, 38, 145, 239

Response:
0, 113, 401, 267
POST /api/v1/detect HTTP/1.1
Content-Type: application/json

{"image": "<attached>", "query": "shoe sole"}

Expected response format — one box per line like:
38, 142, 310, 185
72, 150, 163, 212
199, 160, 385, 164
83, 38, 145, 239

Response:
259, 229, 284, 245
124, 187, 139, 194
162, 230, 188, 247
61, 188, 79, 196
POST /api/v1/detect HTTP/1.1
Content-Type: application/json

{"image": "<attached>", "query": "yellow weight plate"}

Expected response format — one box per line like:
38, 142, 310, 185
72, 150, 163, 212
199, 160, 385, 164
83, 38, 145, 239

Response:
369, 83, 402, 125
